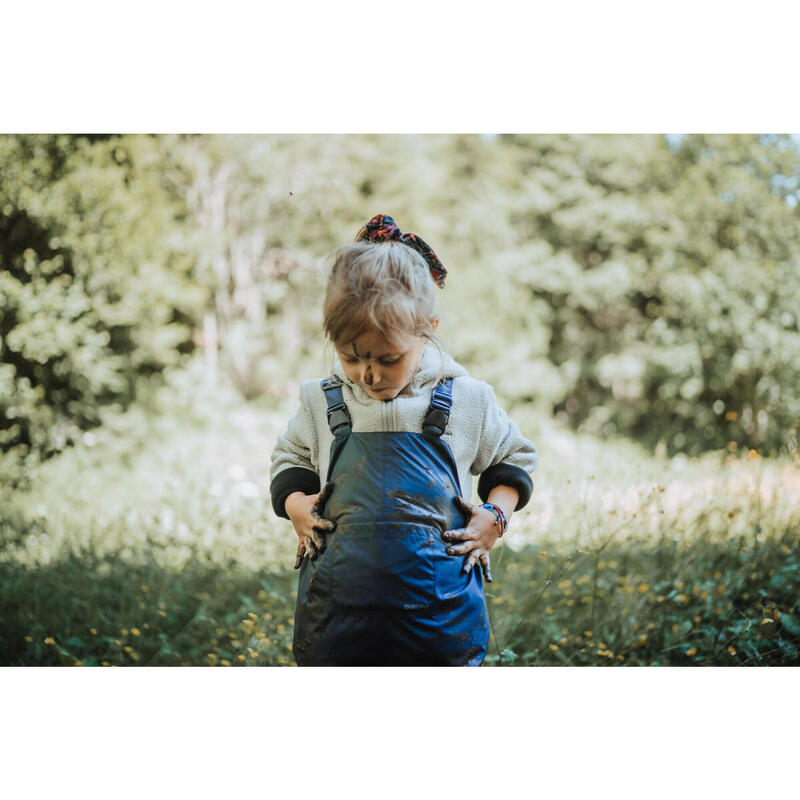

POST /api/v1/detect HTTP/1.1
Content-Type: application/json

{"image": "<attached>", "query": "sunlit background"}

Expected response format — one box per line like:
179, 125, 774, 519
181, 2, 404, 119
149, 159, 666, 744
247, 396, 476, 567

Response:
2, 133, 799, 666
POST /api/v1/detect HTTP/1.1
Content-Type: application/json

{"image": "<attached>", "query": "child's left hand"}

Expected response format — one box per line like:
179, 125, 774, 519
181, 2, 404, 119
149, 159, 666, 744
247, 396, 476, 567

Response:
442, 496, 502, 582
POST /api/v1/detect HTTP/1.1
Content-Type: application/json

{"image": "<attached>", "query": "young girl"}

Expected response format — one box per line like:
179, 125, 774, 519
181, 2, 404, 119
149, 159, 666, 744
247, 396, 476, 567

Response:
269, 214, 538, 666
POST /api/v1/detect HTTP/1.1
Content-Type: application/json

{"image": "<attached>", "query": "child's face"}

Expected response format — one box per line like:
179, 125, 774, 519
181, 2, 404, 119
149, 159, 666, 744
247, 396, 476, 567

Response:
335, 323, 436, 400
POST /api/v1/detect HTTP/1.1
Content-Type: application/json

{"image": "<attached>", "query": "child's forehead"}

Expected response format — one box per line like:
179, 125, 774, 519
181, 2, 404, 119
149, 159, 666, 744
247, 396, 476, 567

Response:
341, 327, 416, 356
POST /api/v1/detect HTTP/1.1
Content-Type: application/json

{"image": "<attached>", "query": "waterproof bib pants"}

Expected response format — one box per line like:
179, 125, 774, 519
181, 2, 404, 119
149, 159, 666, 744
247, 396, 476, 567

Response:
292, 376, 491, 666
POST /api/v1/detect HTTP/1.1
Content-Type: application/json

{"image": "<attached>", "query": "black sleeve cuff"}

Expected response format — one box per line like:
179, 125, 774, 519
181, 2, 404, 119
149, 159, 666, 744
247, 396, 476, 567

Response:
270, 467, 321, 519
477, 463, 533, 511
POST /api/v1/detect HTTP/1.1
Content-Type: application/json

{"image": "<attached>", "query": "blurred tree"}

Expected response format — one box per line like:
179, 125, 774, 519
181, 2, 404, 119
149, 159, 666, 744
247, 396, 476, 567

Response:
0, 134, 204, 484
489, 133, 800, 455
3, 132, 799, 480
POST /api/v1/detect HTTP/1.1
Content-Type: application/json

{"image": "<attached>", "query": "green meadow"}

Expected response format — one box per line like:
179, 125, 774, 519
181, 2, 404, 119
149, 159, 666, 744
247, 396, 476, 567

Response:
3, 360, 797, 667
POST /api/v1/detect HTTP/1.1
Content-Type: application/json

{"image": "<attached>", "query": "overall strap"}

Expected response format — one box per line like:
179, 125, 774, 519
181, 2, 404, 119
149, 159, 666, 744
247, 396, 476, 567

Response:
422, 377, 454, 437
320, 376, 352, 438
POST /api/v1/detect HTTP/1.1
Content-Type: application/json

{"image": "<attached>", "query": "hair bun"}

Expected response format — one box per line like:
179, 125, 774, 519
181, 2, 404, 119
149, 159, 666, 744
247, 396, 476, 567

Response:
361, 213, 448, 289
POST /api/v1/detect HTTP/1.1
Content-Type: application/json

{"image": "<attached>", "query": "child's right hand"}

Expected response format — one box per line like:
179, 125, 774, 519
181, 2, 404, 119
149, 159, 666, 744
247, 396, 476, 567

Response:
286, 482, 336, 569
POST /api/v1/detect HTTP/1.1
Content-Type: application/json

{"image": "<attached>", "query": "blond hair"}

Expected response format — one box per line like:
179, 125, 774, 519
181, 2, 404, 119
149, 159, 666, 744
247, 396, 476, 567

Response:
322, 239, 446, 381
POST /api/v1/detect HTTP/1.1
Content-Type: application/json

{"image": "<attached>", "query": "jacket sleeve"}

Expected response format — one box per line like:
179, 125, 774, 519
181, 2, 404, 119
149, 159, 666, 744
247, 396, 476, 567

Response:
470, 383, 538, 511
269, 382, 321, 519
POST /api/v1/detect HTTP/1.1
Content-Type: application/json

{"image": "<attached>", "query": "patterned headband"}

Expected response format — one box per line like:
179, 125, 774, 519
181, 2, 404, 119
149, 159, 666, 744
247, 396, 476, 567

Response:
361, 213, 448, 289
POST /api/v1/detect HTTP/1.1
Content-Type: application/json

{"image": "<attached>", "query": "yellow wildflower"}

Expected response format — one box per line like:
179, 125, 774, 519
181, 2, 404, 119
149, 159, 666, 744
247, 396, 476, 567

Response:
131, 628, 140, 636
158, 610, 167, 617
114, 638, 122, 645
228, 632, 238, 639
638, 583, 649, 593
121, 628, 128, 636
727, 646, 736, 656
566, 599, 575, 606
675, 580, 684, 589
90, 628, 98, 636
220, 659, 231, 666
73, 661, 83, 667
540, 551, 550, 558
584, 630, 593, 637
25, 635, 33, 642
141, 584, 149, 593
237, 654, 246, 662
549, 644, 559, 651
129, 651, 139, 662
686, 647, 697, 656
102, 661, 109, 666
124, 646, 132, 653
677, 594, 690, 604
545, 607, 554, 615
248, 612, 258, 620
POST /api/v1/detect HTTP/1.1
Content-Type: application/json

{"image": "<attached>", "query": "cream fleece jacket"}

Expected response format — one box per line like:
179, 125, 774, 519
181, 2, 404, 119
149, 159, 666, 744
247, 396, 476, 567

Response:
269, 345, 538, 519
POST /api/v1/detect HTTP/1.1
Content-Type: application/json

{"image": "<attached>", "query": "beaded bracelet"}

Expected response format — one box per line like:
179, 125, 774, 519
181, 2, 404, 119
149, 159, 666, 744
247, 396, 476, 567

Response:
480, 502, 508, 537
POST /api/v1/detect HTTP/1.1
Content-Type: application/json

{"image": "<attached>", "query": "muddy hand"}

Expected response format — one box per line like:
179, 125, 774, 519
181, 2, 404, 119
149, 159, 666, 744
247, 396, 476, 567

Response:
292, 482, 336, 569
442, 495, 494, 583
310, 481, 336, 554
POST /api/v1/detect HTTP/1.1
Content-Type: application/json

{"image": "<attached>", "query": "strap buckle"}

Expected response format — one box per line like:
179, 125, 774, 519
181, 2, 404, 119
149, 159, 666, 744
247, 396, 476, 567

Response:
320, 376, 352, 437
422, 377, 453, 437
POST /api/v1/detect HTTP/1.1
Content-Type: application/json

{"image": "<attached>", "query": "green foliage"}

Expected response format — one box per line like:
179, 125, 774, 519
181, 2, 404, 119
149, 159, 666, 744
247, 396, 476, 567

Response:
485, 134, 800, 455
4, 133, 799, 477
0, 134, 205, 484
484, 530, 800, 666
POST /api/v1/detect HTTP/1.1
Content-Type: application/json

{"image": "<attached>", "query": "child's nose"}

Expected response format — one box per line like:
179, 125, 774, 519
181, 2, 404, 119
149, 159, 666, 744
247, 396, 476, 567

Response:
364, 364, 380, 386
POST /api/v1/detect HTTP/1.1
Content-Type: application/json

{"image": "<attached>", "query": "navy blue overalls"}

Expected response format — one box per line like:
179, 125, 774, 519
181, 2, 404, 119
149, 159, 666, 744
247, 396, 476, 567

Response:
292, 376, 491, 666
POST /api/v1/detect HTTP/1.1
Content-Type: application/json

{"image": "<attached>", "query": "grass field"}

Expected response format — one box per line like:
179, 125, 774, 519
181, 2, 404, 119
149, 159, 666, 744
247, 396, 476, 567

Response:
2, 363, 799, 666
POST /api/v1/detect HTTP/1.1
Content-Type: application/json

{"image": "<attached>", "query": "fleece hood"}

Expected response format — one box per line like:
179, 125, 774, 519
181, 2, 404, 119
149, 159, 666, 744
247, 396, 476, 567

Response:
331, 345, 469, 403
